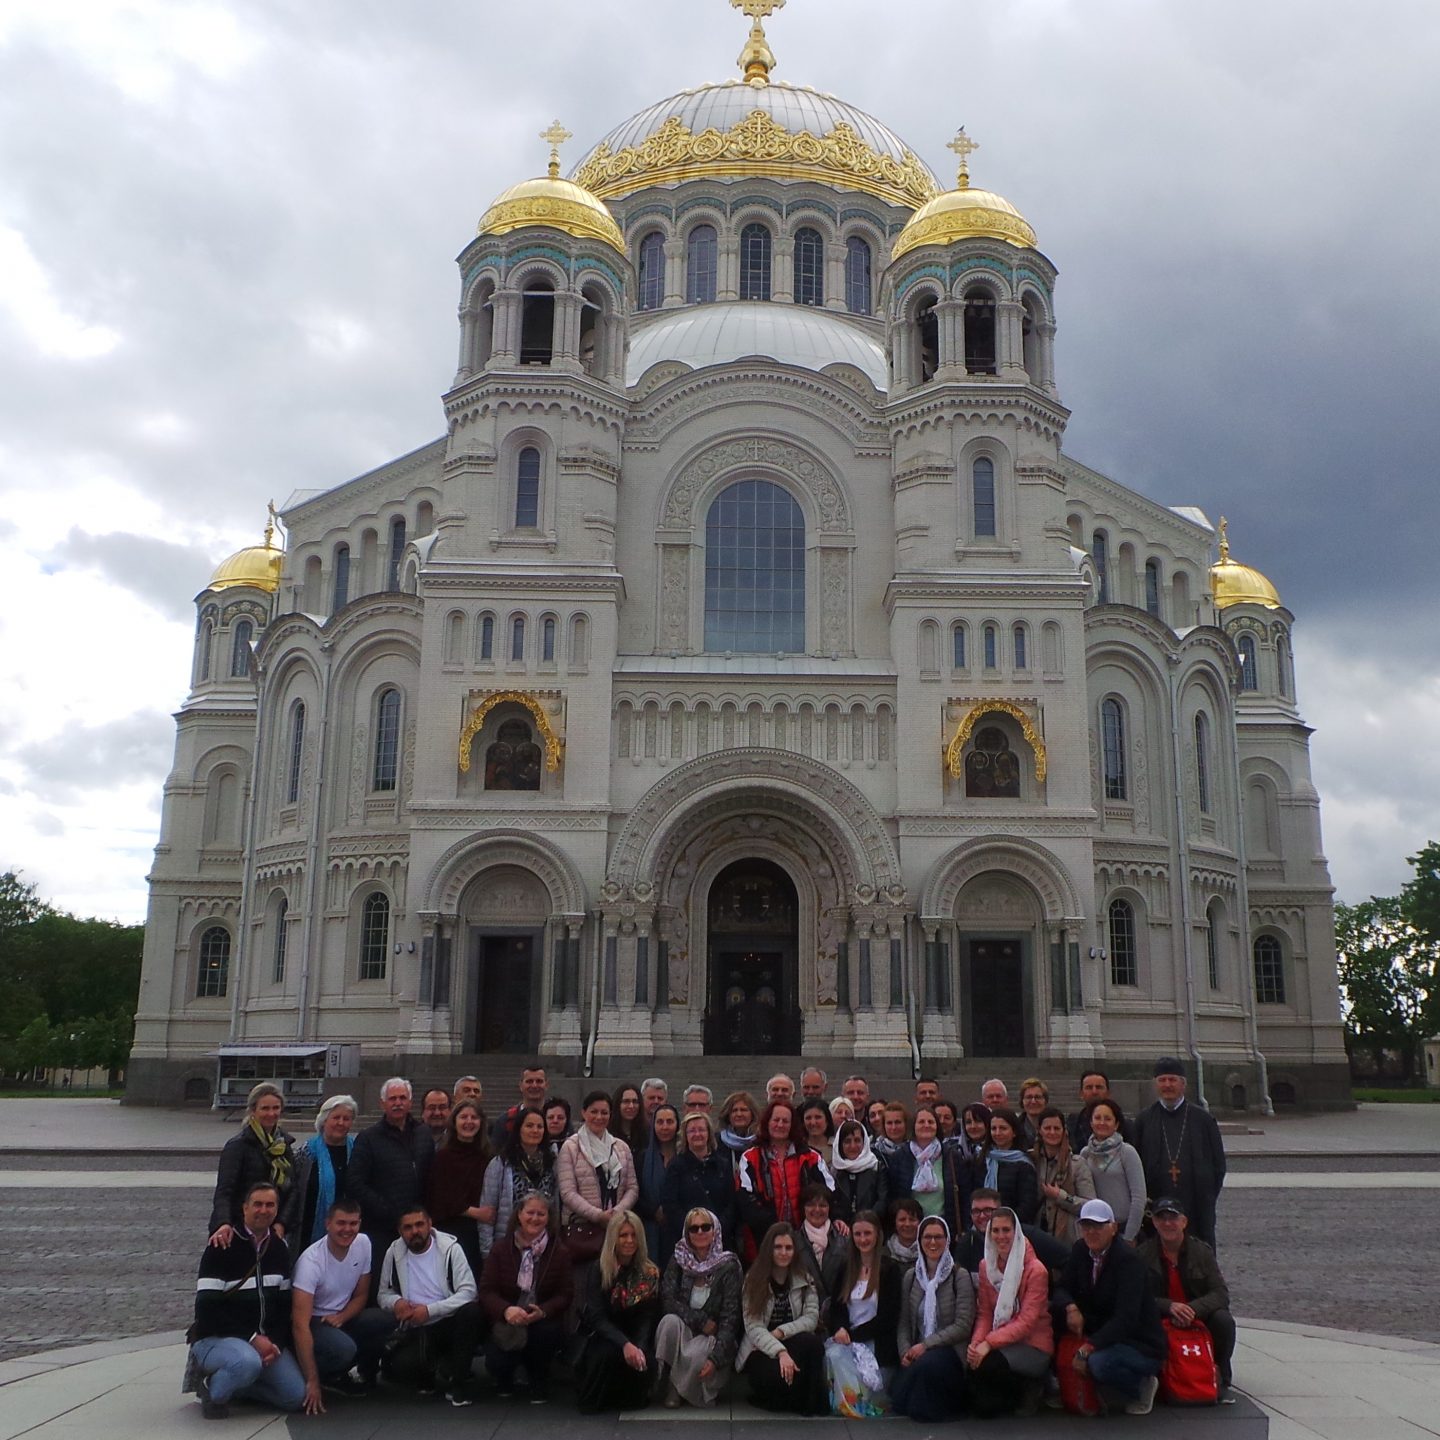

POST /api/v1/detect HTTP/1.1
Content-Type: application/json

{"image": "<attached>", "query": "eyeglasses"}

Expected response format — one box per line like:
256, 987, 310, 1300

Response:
971, 1208, 997, 1220
687, 1222, 714, 1234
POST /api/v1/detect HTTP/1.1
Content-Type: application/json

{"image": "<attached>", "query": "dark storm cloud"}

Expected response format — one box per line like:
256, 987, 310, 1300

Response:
51, 528, 215, 620
16, 709, 175, 804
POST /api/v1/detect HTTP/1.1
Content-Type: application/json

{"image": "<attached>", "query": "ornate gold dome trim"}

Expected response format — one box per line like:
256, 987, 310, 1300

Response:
458, 690, 564, 773
573, 110, 939, 210
943, 700, 1047, 782
477, 191, 624, 251
891, 193, 1037, 260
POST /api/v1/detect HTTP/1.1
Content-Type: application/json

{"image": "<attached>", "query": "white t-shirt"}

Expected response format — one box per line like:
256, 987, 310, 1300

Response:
405, 1239, 449, 1308
293, 1233, 372, 1317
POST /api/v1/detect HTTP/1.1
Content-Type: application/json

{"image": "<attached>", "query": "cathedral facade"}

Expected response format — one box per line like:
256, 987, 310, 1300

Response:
129, 12, 1347, 1106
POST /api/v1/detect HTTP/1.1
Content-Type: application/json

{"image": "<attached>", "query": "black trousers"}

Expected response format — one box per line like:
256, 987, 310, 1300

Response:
744, 1331, 828, 1416
382, 1303, 483, 1389
483, 1317, 567, 1390
968, 1349, 1025, 1418
575, 1335, 655, 1413
1200, 1310, 1236, 1385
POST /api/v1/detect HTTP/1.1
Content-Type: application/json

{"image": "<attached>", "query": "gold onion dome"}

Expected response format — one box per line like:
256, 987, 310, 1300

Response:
1210, 517, 1282, 610
209, 505, 283, 594
478, 121, 625, 252
890, 128, 1036, 260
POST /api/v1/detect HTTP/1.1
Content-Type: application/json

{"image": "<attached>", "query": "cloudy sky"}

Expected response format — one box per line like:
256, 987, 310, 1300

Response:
0, 0, 1435, 922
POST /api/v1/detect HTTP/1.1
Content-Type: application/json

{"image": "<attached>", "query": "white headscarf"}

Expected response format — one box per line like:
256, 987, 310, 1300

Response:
982, 1208, 1030, 1328
915, 1217, 956, 1338
831, 1122, 880, 1174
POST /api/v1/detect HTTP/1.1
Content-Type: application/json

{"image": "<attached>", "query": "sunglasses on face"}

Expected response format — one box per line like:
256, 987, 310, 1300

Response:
687, 1222, 714, 1233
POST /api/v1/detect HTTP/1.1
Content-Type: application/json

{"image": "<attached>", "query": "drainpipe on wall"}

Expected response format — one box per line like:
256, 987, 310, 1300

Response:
229, 670, 268, 1046
583, 912, 603, 1076
295, 643, 333, 1041
1167, 654, 1207, 1109
907, 915, 922, 1079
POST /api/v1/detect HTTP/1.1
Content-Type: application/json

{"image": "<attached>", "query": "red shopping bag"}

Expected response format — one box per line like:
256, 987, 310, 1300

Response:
1160, 1319, 1219, 1405
1055, 1334, 1103, 1417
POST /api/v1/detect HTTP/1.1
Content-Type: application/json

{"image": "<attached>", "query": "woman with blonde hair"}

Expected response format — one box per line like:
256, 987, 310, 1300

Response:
655, 1207, 743, 1408
575, 1208, 662, 1412
208, 1082, 298, 1244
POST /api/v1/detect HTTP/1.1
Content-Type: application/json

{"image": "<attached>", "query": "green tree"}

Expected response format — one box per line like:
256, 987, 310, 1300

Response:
1402, 842, 1440, 950
1335, 896, 1429, 1079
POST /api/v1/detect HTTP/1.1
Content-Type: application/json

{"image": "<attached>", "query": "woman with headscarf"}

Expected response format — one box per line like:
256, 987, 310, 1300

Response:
655, 1206, 743, 1409
425, 1098, 493, 1275
890, 1216, 975, 1422
966, 1205, 1054, 1417
1031, 1105, 1096, 1244
661, 1112, 737, 1259
557, 1089, 640, 1264
737, 1221, 828, 1416
1079, 1098, 1146, 1240
637, 1102, 681, 1269
828, 1096, 856, 1130
716, 1090, 759, 1172
476, 1105, 557, 1259
829, 1119, 889, 1225
289, 1093, 357, 1251
737, 1100, 831, 1251
825, 1210, 901, 1417
964, 1107, 1040, 1226
575, 1208, 662, 1413
208, 1081, 298, 1243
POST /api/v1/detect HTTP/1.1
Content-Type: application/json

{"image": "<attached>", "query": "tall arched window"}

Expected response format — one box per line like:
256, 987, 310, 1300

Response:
637, 230, 666, 311
1277, 635, 1293, 698
197, 622, 213, 685
1194, 711, 1212, 813
983, 623, 998, 670
519, 277, 554, 364
845, 236, 872, 314
1012, 624, 1028, 670
1206, 903, 1223, 989
686, 225, 717, 304
1108, 900, 1138, 986
286, 701, 305, 805
704, 478, 804, 653
973, 457, 996, 537
272, 897, 289, 984
1144, 559, 1162, 618
515, 446, 541, 528
739, 223, 772, 301
196, 925, 230, 998
1237, 633, 1258, 691
963, 287, 997, 373
1254, 934, 1286, 1003
332, 543, 350, 613
478, 613, 495, 662
386, 516, 406, 590
1093, 531, 1110, 603
951, 622, 967, 669
916, 295, 939, 382
511, 615, 526, 661
793, 226, 824, 306
229, 620, 253, 678
542, 616, 556, 663
358, 893, 389, 981
1101, 698, 1127, 800
372, 687, 401, 792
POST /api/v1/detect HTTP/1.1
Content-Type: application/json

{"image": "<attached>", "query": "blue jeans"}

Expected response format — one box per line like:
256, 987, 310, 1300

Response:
309, 1309, 396, 1379
1087, 1342, 1160, 1399
190, 1336, 306, 1410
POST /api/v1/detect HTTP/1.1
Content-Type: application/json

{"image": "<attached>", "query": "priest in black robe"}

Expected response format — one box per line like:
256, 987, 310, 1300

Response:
1133, 1057, 1226, 1249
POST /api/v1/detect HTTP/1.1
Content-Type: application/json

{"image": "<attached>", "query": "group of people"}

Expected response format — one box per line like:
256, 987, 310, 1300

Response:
187, 1056, 1232, 1421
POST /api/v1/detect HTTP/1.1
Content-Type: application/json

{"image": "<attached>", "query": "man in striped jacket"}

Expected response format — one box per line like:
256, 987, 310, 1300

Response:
187, 1181, 305, 1419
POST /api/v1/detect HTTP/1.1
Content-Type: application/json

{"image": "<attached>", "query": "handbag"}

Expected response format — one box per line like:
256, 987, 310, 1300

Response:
564, 1216, 605, 1262
1055, 1333, 1103, 1417
1160, 1319, 1219, 1405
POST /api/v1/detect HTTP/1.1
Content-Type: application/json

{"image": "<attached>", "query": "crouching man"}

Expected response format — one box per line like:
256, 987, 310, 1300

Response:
291, 1199, 397, 1412
378, 1205, 483, 1405
187, 1182, 305, 1419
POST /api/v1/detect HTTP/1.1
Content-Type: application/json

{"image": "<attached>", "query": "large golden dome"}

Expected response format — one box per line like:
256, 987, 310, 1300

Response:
1210, 519, 1282, 610
477, 174, 625, 251
209, 508, 283, 594
891, 154, 1036, 261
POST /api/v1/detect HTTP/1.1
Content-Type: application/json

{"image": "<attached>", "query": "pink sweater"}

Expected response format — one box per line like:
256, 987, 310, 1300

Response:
972, 1247, 1054, 1354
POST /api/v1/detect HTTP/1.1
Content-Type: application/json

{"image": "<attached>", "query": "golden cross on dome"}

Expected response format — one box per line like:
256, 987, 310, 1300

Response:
947, 128, 979, 187
732, 0, 785, 20
264, 499, 278, 547
1217, 515, 1231, 563
731, 0, 784, 84
540, 119, 572, 178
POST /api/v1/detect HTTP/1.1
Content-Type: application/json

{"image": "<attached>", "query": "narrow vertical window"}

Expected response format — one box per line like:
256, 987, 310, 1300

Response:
332, 544, 350, 612
1108, 900, 1137, 986
515, 447, 541, 528
197, 622, 213, 685
739, 223, 772, 301
1195, 711, 1212, 813
519, 279, 554, 364
1277, 636, 1293, 698
511, 616, 525, 661
951, 623, 966, 669
386, 517, 406, 590
1206, 907, 1221, 990
973, 457, 996, 538
1101, 698, 1127, 801
686, 225, 717, 304
359, 894, 389, 981
1144, 558, 1161, 618
229, 619, 253, 678
272, 898, 288, 984
637, 230, 665, 311
286, 702, 306, 805
479, 614, 494, 661
1237, 634, 1258, 691
793, 226, 824, 307
196, 926, 230, 998
983, 624, 998, 670
1012, 624, 1027, 670
844, 236, 872, 314
963, 288, 997, 373
1093, 531, 1110, 603
1254, 935, 1286, 1003
542, 616, 556, 662
372, 687, 401, 792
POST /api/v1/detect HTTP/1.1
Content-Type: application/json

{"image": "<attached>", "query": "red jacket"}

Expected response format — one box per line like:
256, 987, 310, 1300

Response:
736, 1144, 833, 1245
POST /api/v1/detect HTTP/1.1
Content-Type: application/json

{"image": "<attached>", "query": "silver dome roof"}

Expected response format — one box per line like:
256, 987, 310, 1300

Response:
626, 303, 889, 391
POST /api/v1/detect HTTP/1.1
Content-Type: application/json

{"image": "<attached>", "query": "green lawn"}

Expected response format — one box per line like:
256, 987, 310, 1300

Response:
0, 1087, 125, 1099
1353, 1087, 1440, 1103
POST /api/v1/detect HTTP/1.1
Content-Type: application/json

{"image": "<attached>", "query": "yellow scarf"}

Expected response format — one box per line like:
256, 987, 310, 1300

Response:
247, 1116, 293, 1191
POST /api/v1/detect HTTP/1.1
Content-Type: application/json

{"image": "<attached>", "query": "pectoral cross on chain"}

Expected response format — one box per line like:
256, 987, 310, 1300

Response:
1168, 1160, 1182, 1185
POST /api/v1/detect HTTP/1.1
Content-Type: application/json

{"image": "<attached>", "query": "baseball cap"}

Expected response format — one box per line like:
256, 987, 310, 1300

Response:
1078, 1199, 1115, 1225
1152, 1197, 1187, 1217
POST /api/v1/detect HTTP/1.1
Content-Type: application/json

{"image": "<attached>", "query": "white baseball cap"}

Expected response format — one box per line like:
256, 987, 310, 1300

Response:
1078, 1199, 1115, 1225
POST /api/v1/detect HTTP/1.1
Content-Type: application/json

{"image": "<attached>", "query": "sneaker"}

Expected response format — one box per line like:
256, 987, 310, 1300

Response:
447, 1386, 475, 1407
1124, 1375, 1159, 1416
322, 1371, 370, 1398
529, 1383, 550, 1405
195, 1374, 229, 1420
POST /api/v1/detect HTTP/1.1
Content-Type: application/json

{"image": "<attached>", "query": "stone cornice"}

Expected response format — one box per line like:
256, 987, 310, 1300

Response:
884, 573, 1089, 609
282, 439, 447, 526
1059, 455, 1212, 552
886, 383, 1070, 438
418, 567, 626, 598
445, 374, 629, 431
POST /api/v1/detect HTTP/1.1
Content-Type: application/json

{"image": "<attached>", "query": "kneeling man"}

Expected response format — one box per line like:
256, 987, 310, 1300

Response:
1137, 1196, 1236, 1389
188, 1182, 304, 1418
292, 1199, 397, 1412
378, 1205, 482, 1404
1056, 1198, 1165, 1415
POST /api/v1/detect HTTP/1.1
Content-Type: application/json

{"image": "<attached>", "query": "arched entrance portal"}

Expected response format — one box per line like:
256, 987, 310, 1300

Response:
705, 859, 800, 1055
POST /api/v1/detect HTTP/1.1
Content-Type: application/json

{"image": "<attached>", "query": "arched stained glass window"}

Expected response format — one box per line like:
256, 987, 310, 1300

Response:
1012, 624, 1028, 670
542, 616, 556, 662
229, 620, 253, 678
511, 616, 525, 661
704, 479, 804, 654
479, 614, 494, 662
1101, 698, 1127, 801
359, 894, 389, 981
983, 624, 998, 670
793, 227, 824, 307
637, 230, 666, 311
197, 926, 230, 998
951, 623, 967, 669
686, 225, 717, 304
372, 688, 401, 792
1206, 905, 1222, 989
197, 622, 213, 684
1237, 633, 1258, 691
845, 236, 872, 314
1108, 900, 1137, 986
739, 223, 772, 301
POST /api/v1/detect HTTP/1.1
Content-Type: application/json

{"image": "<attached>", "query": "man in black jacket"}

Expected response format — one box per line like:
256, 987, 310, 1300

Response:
348, 1076, 435, 1287
1056, 1199, 1165, 1415
187, 1182, 305, 1419
953, 1188, 1069, 1275
1134, 1057, 1227, 1249
1136, 1196, 1235, 1388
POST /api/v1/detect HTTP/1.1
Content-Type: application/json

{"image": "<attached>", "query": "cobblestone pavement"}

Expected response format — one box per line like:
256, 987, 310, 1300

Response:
3, 1166, 1437, 1363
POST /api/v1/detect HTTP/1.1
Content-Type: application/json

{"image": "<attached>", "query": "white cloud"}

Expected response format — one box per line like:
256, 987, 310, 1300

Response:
0, 224, 120, 359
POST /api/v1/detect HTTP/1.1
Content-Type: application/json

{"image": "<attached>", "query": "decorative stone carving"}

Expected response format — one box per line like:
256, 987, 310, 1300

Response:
663, 437, 850, 533
822, 548, 849, 653
424, 829, 586, 914
660, 546, 688, 651
921, 835, 1082, 922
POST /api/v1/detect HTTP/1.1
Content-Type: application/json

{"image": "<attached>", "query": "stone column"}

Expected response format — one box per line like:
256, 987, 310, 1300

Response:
935, 299, 965, 381
491, 290, 521, 364
1038, 321, 1058, 394
851, 906, 912, 1057
663, 238, 685, 307
772, 239, 795, 303
552, 292, 583, 373
997, 301, 1026, 379
919, 918, 961, 1059
454, 307, 475, 385
718, 237, 740, 301
824, 242, 847, 311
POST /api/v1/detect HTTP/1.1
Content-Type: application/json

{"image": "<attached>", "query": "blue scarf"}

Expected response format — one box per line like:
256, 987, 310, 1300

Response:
305, 1132, 353, 1244
983, 1146, 1033, 1190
